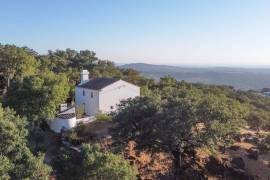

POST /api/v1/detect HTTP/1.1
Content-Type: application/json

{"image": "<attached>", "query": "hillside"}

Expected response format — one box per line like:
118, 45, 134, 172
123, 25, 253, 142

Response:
2, 45, 270, 179
121, 63, 270, 90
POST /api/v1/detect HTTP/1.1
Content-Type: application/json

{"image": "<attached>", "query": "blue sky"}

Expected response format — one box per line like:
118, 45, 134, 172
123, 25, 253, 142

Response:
0, 0, 270, 66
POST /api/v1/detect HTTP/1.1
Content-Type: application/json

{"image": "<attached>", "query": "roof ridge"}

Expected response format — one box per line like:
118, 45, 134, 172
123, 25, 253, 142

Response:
77, 77, 120, 90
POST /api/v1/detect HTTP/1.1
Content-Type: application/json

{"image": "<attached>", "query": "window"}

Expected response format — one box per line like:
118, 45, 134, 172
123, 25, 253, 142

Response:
83, 90, 85, 96
110, 106, 114, 110
91, 92, 93, 98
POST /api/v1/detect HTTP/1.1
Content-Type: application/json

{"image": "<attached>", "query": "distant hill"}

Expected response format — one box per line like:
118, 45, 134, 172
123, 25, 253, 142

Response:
120, 63, 270, 90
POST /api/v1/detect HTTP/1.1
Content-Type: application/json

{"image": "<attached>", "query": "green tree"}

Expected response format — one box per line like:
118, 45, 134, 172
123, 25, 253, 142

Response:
112, 95, 199, 176
4, 70, 70, 124
0, 45, 38, 88
113, 91, 247, 177
0, 155, 13, 180
0, 105, 51, 179
70, 50, 98, 70
91, 60, 122, 78
197, 94, 248, 152
247, 110, 268, 133
80, 144, 137, 180
54, 144, 137, 180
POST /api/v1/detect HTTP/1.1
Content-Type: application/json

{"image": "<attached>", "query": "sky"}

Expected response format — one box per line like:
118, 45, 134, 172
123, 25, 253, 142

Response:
0, 0, 270, 66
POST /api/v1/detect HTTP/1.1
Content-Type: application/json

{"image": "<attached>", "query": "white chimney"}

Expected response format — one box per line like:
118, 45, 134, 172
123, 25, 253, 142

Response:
80, 70, 89, 83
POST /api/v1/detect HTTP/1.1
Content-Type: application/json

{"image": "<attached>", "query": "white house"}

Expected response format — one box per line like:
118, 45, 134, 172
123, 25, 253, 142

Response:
49, 70, 140, 133
75, 70, 140, 116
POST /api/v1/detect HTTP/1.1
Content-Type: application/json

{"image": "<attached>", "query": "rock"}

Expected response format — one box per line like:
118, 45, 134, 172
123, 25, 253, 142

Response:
231, 157, 245, 169
127, 155, 136, 160
234, 134, 243, 142
244, 136, 259, 144
244, 133, 253, 138
179, 168, 207, 180
226, 167, 254, 180
246, 148, 259, 160
218, 145, 227, 154
129, 160, 135, 166
205, 155, 225, 175
230, 145, 240, 151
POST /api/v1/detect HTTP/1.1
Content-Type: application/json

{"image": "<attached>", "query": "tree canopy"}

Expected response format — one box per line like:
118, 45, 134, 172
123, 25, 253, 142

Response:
54, 144, 137, 180
0, 104, 51, 179
80, 144, 137, 180
0, 44, 38, 88
112, 79, 249, 176
4, 71, 70, 124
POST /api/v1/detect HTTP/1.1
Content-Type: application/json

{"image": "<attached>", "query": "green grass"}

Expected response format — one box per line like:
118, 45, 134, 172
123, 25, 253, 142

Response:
96, 113, 112, 122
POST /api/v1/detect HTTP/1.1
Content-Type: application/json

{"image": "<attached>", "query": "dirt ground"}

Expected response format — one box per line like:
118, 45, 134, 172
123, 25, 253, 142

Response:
46, 122, 270, 180
83, 120, 114, 138
43, 131, 61, 165
81, 124, 270, 180
225, 143, 270, 180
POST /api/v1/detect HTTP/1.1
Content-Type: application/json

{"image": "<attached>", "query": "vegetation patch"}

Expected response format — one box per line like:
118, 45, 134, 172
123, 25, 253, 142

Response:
96, 112, 112, 122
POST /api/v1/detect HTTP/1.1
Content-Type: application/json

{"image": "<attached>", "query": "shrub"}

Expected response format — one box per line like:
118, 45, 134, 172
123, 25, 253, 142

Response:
65, 123, 94, 145
66, 128, 84, 145
96, 113, 112, 122
81, 144, 137, 180
258, 134, 270, 153
76, 105, 85, 118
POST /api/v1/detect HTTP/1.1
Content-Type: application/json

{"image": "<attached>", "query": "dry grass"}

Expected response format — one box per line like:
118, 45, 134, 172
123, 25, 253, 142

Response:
125, 141, 173, 179
233, 142, 255, 150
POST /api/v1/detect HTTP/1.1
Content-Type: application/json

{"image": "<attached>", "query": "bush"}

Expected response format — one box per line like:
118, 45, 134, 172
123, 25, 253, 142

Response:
81, 144, 137, 180
96, 113, 112, 122
65, 123, 94, 145
65, 128, 84, 145
76, 105, 85, 118
53, 144, 137, 180
258, 134, 270, 153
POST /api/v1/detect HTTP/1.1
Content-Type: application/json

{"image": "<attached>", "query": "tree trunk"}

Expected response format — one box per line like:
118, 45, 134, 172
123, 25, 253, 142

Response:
172, 149, 182, 179
222, 144, 226, 154
7, 77, 10, 88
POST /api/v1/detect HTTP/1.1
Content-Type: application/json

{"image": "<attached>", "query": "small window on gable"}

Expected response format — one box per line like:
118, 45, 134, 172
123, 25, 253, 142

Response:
91, 92, 93, 98
83, 90, 85, 96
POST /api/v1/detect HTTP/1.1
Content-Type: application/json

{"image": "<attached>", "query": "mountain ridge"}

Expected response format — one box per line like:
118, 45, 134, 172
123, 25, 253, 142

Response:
120, 63, 270, 90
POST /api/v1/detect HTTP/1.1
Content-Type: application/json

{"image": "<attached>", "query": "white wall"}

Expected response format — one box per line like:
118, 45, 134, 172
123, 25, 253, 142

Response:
48, 117, 77, 133
99, 80, 140, 113
75, 87, 99, 116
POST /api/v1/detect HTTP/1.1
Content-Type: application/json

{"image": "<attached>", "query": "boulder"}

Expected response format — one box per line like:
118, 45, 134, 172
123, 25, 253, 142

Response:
230, 145, 240, 151
231, 157, 245, 169
226, 167, 254, 180
234, 134, 243, 142
246, 148, 259, 160
179, 168, 207, 180
218, 145, 226, 153
244, 136, 259, 145
205, 155, 225, 175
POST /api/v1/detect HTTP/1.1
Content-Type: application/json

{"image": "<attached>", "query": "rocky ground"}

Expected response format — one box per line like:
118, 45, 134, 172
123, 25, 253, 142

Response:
122, 127, 270, 180
204, 128, 270, 180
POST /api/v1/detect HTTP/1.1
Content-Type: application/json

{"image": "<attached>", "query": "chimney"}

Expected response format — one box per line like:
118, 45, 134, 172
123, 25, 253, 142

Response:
80, 70, 89, 83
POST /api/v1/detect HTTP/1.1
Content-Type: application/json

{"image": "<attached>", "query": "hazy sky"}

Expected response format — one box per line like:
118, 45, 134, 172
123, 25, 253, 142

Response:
1, 0, 270, 66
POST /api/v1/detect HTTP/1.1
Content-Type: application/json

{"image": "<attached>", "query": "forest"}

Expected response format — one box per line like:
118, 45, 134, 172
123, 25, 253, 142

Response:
1, 44, 270, 179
